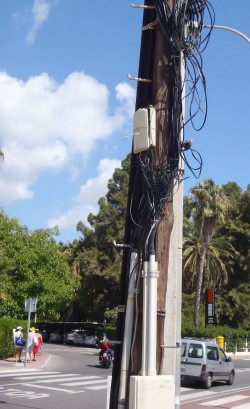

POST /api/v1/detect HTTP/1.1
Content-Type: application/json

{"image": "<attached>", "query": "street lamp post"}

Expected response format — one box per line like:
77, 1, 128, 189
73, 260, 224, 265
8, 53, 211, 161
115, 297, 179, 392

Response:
203, 24, 250, 45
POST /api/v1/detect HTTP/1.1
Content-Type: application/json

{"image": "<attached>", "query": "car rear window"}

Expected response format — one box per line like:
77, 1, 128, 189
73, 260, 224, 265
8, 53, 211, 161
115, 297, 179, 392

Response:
188, 343, 203, 358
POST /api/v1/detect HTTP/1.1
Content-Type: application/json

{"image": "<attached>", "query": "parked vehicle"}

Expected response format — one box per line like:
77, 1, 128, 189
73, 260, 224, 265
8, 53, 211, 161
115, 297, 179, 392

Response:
99, 350, 113, 368
84, 334, 99, 348
72, 330, 99, 348
49, 330, 65, 343
65, 329, 82, 344
72, 330, 88, 345
181, 338, 235, 389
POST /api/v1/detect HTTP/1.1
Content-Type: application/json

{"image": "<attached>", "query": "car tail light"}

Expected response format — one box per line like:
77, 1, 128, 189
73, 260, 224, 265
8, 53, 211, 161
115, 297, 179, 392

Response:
201, 364, 206, 374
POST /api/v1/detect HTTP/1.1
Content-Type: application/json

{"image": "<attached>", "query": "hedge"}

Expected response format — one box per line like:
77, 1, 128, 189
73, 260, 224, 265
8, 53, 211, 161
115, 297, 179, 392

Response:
1, 318, 249, 360
0, 318, 31, 359
182, 322, 250, 352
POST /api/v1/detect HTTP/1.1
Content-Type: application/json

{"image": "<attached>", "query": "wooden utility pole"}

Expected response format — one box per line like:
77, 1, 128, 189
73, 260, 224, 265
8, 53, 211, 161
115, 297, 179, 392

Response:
110, 1, 183, 408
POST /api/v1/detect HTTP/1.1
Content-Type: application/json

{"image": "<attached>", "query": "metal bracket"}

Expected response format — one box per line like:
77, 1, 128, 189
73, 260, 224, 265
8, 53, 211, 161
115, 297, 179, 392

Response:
131, 3, 156, 9
128, 74, 152, 83
161, 342, 181, 349
113, 240, 131, 249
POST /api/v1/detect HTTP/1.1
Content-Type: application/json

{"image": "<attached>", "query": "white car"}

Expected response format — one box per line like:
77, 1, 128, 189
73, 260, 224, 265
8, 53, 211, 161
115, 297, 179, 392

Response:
65, 329, 81, 344
72, 330, 88, 345
84, 334, 99, 348
181, 338, 235, 389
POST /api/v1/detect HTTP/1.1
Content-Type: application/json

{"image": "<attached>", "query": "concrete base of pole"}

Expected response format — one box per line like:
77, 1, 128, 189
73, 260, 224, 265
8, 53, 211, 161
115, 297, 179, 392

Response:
129, 375, 175, 409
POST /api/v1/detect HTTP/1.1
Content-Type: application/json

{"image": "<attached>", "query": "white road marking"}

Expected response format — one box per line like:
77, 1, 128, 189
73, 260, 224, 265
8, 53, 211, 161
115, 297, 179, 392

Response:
22, 383, 84, 394
180, 390, 216, 402
86, 385, 107, 390
0, 371, 59, 378
24, 375, 102, 384
62, 379, 107, 386
200, 394, 249, 406
14, 373, 79, 380
0, 369, 43, 374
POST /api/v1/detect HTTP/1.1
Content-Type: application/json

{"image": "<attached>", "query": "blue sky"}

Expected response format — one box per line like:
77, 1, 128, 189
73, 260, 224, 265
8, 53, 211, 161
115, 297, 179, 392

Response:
0, 0, 249, 243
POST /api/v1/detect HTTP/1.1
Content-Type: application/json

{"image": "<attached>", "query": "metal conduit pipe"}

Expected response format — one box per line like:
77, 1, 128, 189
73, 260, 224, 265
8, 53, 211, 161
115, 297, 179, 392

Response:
118, 251, 138, 409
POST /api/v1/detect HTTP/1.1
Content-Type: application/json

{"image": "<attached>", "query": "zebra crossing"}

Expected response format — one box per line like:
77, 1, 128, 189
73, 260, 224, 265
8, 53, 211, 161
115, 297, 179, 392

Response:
181, 368, 250, 408
181, 388, 250, 408
1, 367, 250, 404
0, 369, 108, 400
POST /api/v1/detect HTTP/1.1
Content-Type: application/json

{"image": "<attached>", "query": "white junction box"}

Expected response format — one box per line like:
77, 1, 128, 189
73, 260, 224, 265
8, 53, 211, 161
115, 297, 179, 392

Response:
133, 106, 156, 154
129, 375, 175, 409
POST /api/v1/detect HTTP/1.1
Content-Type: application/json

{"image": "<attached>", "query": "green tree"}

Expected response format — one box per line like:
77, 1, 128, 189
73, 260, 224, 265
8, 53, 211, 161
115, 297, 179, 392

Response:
214, 183, 250, 328
0, 211, 80, 319
183, 179, 233, 327
183, 221, 236, 294
71, 154, 130, 321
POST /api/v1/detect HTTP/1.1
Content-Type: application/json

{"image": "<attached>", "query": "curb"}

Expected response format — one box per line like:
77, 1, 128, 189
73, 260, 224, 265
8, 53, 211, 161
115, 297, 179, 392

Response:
0, 351, 50, 371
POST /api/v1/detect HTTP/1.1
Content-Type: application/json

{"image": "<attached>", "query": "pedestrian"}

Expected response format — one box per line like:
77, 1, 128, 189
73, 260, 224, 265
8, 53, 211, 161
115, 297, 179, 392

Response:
33, 328, 43, 361
14, 325, 25, 363
27, 327, 38, 362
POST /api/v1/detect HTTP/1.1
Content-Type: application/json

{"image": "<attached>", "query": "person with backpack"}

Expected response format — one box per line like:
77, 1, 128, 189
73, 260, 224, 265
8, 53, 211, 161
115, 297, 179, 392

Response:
14, 325, 25, 363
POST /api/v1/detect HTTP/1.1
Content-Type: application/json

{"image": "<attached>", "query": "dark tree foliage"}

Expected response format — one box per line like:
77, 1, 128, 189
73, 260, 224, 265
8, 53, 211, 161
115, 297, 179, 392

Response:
68, 154, 131, 322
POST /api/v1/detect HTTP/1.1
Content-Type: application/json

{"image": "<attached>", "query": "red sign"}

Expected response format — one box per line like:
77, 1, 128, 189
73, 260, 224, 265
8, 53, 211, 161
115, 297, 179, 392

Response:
205, 288, 215, 325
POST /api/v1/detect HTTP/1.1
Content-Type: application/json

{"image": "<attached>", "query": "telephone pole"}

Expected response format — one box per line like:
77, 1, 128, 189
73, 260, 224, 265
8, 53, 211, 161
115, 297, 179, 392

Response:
110, 1, 212, 409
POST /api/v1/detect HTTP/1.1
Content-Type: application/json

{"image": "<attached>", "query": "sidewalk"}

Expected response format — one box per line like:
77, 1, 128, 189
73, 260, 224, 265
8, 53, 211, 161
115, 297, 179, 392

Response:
228, 351, 250, 360
0, 350, 50, 371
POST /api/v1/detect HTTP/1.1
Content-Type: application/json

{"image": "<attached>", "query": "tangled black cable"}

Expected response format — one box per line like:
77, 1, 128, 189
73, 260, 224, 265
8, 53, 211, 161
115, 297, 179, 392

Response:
129, 1, 215, 255
155, 0, 215, 153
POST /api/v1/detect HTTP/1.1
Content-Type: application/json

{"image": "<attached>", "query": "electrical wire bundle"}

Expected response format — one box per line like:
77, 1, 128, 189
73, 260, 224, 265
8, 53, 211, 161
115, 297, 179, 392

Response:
129, 0, 215, 255
156, 0, 215, 131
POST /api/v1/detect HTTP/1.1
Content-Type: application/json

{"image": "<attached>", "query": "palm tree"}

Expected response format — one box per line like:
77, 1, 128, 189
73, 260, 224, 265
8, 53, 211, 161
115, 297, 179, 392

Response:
183, 179, 234, 327
183, 220, 237, 287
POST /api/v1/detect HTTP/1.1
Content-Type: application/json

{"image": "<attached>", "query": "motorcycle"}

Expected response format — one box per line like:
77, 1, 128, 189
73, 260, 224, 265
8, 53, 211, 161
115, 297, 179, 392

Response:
99, 349, 113, 368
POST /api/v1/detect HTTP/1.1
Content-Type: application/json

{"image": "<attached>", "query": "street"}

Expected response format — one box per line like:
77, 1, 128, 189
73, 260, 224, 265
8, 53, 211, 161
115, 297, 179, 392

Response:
181, 357, 250, 408
0, 344, 250, 409
0, 343, 111, 409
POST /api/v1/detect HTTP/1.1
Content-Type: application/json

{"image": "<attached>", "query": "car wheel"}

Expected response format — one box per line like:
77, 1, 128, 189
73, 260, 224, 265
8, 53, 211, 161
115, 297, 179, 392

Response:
203, 373, 213, 389
227, 371, 234, 385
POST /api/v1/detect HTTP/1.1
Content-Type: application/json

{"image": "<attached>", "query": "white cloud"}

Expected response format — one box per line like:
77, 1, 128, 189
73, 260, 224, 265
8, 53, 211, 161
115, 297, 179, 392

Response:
26, 0, 56, 44
115, 82, 136, 118
0, 141, 68, 203
47, 158, 121, 231
0, 71, 134, 206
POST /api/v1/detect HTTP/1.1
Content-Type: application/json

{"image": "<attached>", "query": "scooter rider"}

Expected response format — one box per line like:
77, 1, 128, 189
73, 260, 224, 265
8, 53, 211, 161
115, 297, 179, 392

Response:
99, 335, 113, 359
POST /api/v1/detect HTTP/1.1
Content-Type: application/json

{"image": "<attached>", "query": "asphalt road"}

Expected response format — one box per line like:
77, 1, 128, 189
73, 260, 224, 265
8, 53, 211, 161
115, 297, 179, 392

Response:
0, 343, 111, 409
0, 344, 250, 409
181, 356, 250, 408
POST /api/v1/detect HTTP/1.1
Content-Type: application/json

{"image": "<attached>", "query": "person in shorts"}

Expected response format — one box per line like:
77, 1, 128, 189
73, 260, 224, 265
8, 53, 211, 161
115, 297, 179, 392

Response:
14, 325, 24, 363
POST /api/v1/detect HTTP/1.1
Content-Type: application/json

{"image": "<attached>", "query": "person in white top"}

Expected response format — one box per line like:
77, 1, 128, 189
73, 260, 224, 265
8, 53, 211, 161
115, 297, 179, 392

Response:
14, 325, 24, 362
27, 327, 38, 361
